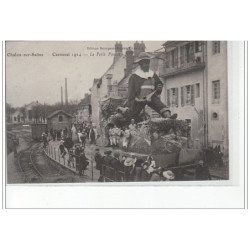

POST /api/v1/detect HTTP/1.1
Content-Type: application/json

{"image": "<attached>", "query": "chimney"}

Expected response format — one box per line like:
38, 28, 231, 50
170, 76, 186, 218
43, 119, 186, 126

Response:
134, 41, 145, 58
65, 78, 68, 105
113, 42, 123, 63
125, 47, 134, 77
61, 86, 63, 105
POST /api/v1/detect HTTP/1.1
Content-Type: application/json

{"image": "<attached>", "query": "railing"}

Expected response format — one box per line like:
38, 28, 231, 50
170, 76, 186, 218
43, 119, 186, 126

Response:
45, 144, 96, 181
159, 56, 205, 77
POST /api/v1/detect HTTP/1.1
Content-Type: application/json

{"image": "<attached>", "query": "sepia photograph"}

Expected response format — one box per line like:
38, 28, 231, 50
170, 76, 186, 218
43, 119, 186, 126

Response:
6, 41, 229, 184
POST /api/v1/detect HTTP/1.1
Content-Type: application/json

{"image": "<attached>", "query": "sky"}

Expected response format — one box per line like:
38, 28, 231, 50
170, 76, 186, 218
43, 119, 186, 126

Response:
6, 41, 164, 107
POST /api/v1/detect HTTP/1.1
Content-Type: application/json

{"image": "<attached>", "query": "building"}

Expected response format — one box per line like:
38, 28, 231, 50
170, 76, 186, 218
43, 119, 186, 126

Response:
24, 101, 43, 123
11, 109, 25, 123
46, 110, 73, 132
158, 41, 228, 154
76, 93, 92, 123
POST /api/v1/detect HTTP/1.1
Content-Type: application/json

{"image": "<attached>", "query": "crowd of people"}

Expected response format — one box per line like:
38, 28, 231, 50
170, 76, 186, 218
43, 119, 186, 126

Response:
94, 149, 175, 182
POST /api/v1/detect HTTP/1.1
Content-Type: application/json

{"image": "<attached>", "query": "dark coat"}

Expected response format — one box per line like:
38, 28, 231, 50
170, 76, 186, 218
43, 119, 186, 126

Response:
127, 73, 163, 106
74, 147, 81, 164
79, 153, 89, 170
95, 152, 103, 170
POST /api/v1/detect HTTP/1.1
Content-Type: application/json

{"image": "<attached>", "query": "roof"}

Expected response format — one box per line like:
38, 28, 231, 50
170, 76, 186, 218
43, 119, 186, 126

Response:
92, 54, 126, 89
47, 110, 73, 119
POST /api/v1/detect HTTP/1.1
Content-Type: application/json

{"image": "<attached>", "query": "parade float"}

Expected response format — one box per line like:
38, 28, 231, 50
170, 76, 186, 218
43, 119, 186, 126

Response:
96, 97, 203, 169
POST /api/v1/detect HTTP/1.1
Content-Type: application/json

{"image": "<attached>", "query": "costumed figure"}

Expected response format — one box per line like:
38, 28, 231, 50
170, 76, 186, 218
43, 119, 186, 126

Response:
112, 52, 177, 126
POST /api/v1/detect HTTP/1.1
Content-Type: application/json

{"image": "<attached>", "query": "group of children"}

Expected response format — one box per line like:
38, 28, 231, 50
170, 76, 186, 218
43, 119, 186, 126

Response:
108, 119, 138, 148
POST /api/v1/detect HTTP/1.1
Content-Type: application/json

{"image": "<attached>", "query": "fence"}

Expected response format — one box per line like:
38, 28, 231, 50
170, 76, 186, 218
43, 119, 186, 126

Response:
44, 144, 96, 181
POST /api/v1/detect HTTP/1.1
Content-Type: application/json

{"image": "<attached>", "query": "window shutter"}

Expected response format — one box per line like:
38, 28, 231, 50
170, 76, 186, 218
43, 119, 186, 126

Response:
191, 85, 195, 105
174, 48, 178, 67
180, 46, 184, 65
190, 43, 194, 61
181, 87, 184, 106
166, 52, 170, 68
175, 88, 179, 106
167, 89, 170, 107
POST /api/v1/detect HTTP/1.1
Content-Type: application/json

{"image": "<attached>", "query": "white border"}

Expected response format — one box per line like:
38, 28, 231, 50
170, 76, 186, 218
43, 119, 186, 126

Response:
3, 41, 245, 208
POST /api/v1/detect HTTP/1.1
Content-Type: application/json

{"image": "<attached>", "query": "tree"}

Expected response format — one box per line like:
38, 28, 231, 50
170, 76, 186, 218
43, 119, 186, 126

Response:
5, 103, 15, 122
32, 104, 43, 123
20, 106, 27, 123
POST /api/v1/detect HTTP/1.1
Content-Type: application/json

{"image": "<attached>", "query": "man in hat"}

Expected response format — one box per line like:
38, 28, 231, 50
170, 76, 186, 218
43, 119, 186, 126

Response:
127, 52, 177, 121
111, 151, 122, 181
102, 150, 114, 181
94, 148, 104, 182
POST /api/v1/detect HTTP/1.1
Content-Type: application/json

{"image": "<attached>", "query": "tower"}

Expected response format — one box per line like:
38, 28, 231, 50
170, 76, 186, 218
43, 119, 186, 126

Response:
61, 86, 63, 105
65, 78, 68, 105
134, 41, 145, 58
125, 47, 134, 77
113, 41, 123, 63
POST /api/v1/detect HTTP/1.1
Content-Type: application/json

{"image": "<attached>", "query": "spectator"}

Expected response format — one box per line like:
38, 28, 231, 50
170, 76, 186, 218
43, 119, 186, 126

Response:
74, 145, 81, 172
89, 126, 97, 144
59, 140, 66, 158
64, 137, 74, 153
162, 170, 175, 181
111, 151, 122, 181
129, 119, 137, 131
109, 127, 114, 146
122, 126, 131, 148
133, 158, 144, 182
94, 148, 104, 182
124, 156, 136, 181
79, 151, 89, 176
102, 150, 113, 181
140, 162, 150, 181
42, 132, 48, 148
68, 148, 74, 168
80, 130, 87, 147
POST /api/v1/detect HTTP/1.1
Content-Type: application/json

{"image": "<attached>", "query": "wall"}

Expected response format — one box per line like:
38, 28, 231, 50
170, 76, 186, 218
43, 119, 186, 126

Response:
161, 70, 205, 149
47, 113, 72, 131
206, 41, 228, 154
90, 56, 126, 127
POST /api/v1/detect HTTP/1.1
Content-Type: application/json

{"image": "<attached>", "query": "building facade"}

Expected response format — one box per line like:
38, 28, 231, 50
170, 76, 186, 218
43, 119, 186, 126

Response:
159, 41, 228, 154
47, 110, 73, 132
76, 93, 92, 123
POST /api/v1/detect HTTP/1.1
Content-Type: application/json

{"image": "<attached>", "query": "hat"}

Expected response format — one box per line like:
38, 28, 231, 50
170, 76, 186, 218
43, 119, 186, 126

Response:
113, 151, 120, 158
134, 52, 153, 64
104, 150, 112, 155
124, 157, 136, 167
163, 170, 175, 180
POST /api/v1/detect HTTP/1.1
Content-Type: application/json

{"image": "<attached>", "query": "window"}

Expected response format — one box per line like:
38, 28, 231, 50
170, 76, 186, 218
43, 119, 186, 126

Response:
165, 52, 170, 68
212, 80, 220, 103
195, 41, 202, 53
171, 48, 178, 67
58, 115, 63, 122
185, 85, 191, 105
195, 83, 200, 98
181, 85, 195, 106
185, 43, 194, 63
211, 112, 219, 120
14, 117, 16, 121
171, 88, 178, 106
212, 41, 220, 54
